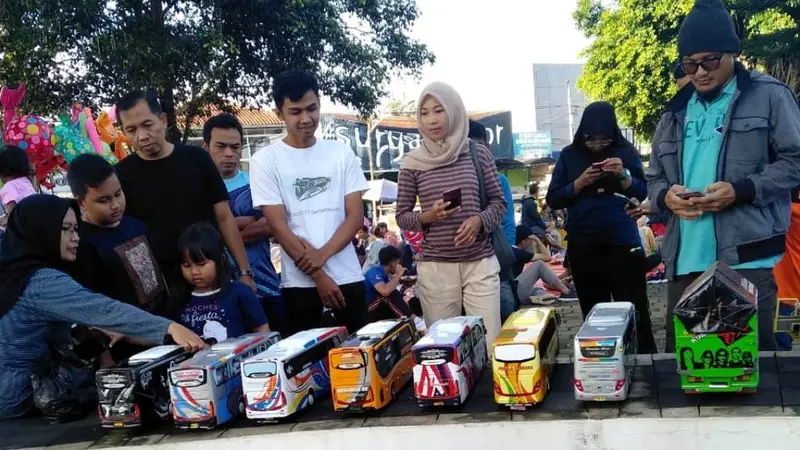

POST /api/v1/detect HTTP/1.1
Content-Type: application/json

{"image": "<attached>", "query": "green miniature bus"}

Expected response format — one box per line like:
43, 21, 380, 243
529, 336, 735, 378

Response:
673, 262, 759, 394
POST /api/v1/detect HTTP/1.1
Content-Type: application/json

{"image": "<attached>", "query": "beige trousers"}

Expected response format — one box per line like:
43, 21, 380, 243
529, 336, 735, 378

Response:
417, 256, 502, 347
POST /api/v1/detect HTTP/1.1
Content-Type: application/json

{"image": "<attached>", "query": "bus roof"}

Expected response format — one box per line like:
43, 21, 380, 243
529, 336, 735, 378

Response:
413, 316, 482, 348
577, 303, 634, 338
128, 345, 182, 364
177, 332, 278, 368
339, 319, 409, 349
246, 327, 347, 362
495, 308, 554, 345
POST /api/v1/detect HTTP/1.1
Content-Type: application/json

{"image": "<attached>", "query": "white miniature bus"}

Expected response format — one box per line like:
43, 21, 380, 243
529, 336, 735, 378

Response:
412, 316, 487, 407
168, 332, 281, 429
573, 302, 637, 401
241, 327, 349, 420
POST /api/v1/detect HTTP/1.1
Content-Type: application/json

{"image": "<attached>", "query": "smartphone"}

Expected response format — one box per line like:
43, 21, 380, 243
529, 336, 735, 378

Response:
677, 191, 706, 200
442, 188, 462, 210
613, 192, 640, 208
591, 162, 606, 170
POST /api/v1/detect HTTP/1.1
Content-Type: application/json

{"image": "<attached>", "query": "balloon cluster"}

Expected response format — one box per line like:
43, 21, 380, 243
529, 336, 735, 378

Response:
2, 114, 65, 189
53, 108, 119, 165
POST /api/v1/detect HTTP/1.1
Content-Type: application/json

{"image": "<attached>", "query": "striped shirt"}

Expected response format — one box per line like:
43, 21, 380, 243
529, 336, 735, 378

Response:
0, 269, 172, 419
396, 143, 506, 263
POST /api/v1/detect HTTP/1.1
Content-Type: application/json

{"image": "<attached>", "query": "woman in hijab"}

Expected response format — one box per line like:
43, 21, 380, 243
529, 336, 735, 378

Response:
0, 195, 206, 419
395, 82, 507, 346
546, 101, 657, 353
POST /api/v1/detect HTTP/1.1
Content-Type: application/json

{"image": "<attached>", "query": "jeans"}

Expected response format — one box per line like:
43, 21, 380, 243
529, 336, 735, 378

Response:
665, 268, 777, 352
515, 260, 563, 300
499, 281, 516, 324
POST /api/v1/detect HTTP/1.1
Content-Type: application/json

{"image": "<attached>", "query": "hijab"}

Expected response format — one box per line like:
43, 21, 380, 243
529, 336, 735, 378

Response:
572, 101, 630, 153
401, 82, 469, 172
0, 194, 80, 318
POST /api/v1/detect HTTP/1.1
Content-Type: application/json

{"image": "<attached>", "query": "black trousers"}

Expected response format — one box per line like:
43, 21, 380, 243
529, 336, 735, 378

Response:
567, 241, 658, 354
281, 282, 369, 335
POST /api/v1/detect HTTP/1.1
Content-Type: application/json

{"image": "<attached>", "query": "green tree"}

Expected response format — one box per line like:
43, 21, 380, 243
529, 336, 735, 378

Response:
574, 0, 800, 141
573, 0, 694, 141
0, 0, 434, 141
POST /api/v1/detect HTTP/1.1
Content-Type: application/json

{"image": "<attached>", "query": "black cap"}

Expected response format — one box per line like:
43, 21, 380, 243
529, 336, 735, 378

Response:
678, 0, 741, 57
516, 225, 547, 245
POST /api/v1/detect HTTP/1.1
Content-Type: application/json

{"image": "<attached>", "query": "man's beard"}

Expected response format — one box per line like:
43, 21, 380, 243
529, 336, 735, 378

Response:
697, 84, 725, 102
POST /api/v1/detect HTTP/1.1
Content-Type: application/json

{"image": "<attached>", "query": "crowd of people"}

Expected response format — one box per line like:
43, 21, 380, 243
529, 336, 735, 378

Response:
0, 0, 799, 423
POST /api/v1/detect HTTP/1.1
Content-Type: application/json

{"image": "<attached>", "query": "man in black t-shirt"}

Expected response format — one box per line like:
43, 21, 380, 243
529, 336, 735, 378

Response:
115, 91, 255, 292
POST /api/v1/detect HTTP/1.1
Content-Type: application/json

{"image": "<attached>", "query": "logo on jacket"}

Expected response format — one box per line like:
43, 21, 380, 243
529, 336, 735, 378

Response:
294, 177, 331, 201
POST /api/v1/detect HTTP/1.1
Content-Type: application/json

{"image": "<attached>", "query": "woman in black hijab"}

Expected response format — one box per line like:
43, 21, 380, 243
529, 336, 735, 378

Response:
546, 102, 657, 354
0, 195, 205, 419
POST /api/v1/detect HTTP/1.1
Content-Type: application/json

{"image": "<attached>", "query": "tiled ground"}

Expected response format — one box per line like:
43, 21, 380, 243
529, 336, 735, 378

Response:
554, 282, 669, 355
5, 350, 800, 450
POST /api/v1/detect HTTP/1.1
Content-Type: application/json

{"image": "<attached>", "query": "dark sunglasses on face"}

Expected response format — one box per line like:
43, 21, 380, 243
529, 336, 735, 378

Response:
680, 55, 724, 75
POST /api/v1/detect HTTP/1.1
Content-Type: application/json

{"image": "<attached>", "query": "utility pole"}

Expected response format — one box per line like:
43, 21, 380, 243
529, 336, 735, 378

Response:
566, 80, 575, 138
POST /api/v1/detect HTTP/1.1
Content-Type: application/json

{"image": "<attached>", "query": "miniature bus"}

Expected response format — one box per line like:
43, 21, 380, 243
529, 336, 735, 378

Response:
329, 318, 419, 412
168, 332, 281, 429
96, 345, 192, 428
674, 262, 759, 394
492, 308, 559, 410
573, 302, 637, 401
412, 316, 487, 407
241, 327, 349, 420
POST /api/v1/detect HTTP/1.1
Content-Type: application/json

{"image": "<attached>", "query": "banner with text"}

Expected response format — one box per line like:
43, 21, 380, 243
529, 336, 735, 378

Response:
320, 112, 513, 172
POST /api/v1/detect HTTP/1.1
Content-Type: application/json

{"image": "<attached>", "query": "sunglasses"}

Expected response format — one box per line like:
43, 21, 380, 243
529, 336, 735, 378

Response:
680, 55, 724, 75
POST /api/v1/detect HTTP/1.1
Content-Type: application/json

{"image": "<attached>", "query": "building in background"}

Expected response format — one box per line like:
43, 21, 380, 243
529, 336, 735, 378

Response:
532, 63, 586, 153
186, 107, 286, 172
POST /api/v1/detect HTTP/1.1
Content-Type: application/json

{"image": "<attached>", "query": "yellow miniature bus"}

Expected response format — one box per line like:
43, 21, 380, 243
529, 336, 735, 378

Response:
329, 318, 418, 412
492, 307, 559, 410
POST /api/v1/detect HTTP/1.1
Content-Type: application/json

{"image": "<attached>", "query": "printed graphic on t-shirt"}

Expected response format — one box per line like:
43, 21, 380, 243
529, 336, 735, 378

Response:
181, 303, 230, 342
294, 177, 331, 201
114, 236, 165, 306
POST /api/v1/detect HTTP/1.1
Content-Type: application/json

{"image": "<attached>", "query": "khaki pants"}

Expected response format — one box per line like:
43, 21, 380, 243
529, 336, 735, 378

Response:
417, 256, 502, 347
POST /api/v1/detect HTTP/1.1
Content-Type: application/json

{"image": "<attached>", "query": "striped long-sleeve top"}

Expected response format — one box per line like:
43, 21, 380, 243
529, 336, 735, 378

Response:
395, 143, 507, 263
0, 269, 173, 419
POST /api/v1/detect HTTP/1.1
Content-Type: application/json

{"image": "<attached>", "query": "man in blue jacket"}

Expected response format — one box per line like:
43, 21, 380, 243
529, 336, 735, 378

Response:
647, 0, 800, 351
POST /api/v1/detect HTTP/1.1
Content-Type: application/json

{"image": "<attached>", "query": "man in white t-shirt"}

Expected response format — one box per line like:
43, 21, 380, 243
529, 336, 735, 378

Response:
250, 69, 370, 334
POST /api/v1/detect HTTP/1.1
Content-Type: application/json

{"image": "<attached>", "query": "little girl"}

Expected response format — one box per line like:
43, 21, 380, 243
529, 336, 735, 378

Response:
0, 146, 36, 226
175, 222, 269, 344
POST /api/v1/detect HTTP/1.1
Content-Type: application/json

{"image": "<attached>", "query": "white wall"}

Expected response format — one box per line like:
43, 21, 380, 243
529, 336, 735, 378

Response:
134, 417, 800, 450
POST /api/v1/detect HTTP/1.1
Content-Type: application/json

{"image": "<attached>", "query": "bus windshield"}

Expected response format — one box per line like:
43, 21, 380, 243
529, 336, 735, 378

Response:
334, 351, 367, 370
243, 361, 277, 378
494, 344, 536, 363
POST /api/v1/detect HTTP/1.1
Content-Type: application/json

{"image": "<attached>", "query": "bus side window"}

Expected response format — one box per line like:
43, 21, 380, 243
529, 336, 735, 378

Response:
624, 315, 636, 352
396, 326, 414, 355
539, 318, 557, 360
374, 343, 394, 379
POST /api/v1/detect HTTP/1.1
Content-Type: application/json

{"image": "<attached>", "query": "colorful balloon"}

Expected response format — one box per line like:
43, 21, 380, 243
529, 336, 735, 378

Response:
53, 119, 95, 164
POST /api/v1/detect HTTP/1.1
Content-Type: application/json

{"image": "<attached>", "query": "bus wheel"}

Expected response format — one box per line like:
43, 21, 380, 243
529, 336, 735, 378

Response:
238, 398, 245, 415
307, 389, 315, 406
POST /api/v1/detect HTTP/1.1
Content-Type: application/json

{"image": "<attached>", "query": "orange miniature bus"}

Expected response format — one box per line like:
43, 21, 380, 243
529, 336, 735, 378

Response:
329, 318, 418, 412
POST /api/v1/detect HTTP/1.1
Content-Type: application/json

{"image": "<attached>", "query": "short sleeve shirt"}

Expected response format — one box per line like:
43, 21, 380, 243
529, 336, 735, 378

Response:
364, 265, 389, 305
249, 139, 369, 288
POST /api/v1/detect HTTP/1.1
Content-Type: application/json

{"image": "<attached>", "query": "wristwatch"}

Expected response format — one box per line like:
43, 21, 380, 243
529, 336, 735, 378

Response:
618, 168, 631, 181
241, 268, 254, 278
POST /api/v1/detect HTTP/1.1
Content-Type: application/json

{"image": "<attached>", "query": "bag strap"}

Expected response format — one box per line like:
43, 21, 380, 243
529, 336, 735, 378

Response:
469, 141, 488, 209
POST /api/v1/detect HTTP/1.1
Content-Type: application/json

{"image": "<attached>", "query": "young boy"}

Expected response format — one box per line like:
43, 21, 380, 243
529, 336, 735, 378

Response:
69, 154, 167, 314
364, 246, 415, 322
250, 69, 369, 334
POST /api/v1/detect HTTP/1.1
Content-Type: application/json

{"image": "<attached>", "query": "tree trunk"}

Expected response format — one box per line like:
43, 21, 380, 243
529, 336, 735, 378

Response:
161, 86, 182, 143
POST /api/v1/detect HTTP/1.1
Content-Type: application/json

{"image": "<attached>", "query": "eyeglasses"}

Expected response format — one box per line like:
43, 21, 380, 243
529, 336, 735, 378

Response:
585, 138, 612, 149
680, 55, 724, 75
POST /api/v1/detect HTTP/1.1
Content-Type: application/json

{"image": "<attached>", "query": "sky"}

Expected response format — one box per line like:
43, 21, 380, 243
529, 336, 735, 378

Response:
328, 0, 591, 133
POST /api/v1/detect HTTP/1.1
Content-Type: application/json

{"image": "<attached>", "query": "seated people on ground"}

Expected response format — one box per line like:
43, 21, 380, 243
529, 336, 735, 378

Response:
514, 225, 577, 303
0, 195, 205, 420
364, 246, 416, 322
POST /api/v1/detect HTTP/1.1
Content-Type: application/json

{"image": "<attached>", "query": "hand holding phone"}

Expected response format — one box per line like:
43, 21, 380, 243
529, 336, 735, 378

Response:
613, 192, 640, 208
442, 188, 462, 211
677, 191, 705, 200
591, 161, 606, 170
